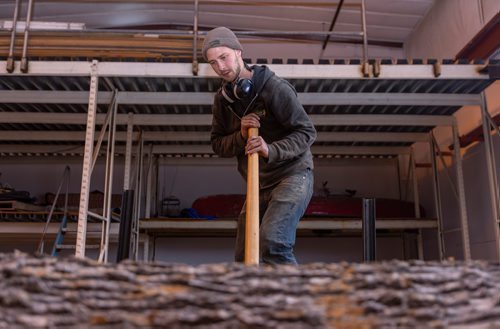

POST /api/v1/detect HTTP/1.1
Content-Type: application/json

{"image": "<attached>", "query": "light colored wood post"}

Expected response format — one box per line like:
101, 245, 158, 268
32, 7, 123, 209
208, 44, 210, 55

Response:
245, 127, 259, 265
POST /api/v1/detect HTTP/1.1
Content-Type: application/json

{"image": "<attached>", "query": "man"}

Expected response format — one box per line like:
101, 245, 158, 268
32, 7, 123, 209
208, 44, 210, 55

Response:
203, 27, 316, 265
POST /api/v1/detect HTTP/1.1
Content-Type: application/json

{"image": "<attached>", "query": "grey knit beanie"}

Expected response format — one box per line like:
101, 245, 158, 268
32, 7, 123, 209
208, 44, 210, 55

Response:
202, 27, 242, 61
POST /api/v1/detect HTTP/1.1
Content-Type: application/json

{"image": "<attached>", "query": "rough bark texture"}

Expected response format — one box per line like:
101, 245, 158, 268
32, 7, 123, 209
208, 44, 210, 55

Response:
0, 251, 499, 328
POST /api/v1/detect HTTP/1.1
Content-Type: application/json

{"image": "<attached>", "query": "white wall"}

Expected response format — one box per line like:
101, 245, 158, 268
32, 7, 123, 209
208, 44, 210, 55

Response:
462, 139, 500, 260
0, 156, 124, 204
157, 157, 402, 212
158, 158, 244, 212
417, 134, 500, 261
0, 155, 402, 211
405, 0, 500, 260
147, 235, 417, 265
404, 0, 500, 59
405, 0, 480, 59
0, 235, 418, 265
238, 40, 404, 63
0, 155, 403, 201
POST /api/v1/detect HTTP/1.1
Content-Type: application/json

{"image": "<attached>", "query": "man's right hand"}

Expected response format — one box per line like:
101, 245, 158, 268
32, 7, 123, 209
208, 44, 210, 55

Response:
240, 113, 261, 139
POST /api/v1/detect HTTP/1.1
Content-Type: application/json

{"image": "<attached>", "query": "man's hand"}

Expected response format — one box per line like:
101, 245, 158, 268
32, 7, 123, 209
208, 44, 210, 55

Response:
240, 113, 260, 139
246, 136, 269, 158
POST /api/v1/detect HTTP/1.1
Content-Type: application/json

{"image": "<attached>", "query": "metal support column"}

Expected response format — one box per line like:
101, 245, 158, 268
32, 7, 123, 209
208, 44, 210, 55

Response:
116, 113, 135, 262
480, 93, 500, 261
410, 147, 424, 259
117, 189, 134, 262
362, 198, 376, 261
152, 156, 159, 217
124, 113, 134, 191
396, 155, 402, 200
143, 234, 150, 262
131, 134, 144, 261
75, 60, 99, 258
98, 94, 118, 263
145, 144, 154, 219
429, 132, 445, 260
452, 118, 471, 261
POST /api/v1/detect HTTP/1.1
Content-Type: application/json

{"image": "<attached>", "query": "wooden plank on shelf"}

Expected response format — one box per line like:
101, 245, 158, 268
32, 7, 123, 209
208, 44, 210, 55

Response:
0, 200, 45, 212
0, 222, 120, 242
139, 217, 439, 233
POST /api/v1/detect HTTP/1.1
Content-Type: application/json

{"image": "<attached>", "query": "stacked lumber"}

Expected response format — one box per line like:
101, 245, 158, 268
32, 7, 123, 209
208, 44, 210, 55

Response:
0, 31, 199, 60
0, 251, 499, 328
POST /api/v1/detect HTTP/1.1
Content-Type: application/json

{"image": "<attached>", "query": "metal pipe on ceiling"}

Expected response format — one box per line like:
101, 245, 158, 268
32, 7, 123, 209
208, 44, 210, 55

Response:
28, 1, 360, 8
360, 0, 369, 76
321, 0, 344, 51
192, 0, 199, 76
20, 0, 35, 73
6, 0, 22, 73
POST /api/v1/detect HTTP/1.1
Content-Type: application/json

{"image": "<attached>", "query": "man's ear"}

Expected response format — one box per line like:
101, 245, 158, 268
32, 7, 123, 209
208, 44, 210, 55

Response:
234, 49, 242, 58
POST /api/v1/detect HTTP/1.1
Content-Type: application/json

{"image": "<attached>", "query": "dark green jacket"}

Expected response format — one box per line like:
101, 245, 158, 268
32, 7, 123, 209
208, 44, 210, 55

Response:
211, 65, 316, 189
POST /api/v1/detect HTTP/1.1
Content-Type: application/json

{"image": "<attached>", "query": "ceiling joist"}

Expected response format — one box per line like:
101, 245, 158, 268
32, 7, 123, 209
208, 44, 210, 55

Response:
0, 130, 429, 143
0, 112, 454, 126
0, 90, 482, 106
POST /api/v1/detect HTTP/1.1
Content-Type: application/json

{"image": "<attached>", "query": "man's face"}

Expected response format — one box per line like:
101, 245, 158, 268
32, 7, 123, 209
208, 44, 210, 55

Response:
206, 46, 242, 82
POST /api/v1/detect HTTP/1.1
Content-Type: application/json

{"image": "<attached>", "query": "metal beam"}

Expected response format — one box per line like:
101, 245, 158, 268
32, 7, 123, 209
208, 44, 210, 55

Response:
299, 93, 481, 106
0, 90, 482, 106
301, 145, 409, 155
139, 218, 438, 231
318, 132, 428, 142
315, 115, 453, 126
0, 222, 120, 240
151, 145, 411, 156
0, 61, 490, 80
0, 112, 455, 126
0, 130, 429, 142
429, 132, 445, 260
452, 119, 471, 261
0, 144, 411, 156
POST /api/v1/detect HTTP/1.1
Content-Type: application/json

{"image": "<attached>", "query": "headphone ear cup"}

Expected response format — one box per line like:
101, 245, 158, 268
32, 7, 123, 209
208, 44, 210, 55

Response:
233, 78, 254, 100
220, 82, 236, 103
220, 78, 254, 103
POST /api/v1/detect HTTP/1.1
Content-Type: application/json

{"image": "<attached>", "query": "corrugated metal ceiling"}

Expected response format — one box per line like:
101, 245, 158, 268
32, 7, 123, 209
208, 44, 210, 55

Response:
0, 0, 436, 44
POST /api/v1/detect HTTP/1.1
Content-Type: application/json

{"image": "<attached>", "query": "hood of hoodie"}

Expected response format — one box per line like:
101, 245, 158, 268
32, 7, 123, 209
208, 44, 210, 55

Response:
250, 65, 274, 96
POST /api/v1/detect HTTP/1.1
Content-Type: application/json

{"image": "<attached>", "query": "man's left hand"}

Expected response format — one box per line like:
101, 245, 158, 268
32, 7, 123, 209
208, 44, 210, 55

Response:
245, 136, 269, 158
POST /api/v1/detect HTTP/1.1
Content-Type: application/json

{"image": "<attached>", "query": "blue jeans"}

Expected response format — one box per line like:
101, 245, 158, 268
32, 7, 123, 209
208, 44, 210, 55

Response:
234, 168, 314, 265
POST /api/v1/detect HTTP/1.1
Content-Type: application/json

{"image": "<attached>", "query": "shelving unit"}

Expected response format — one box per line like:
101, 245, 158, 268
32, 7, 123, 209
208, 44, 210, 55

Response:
0, 57, 498, 262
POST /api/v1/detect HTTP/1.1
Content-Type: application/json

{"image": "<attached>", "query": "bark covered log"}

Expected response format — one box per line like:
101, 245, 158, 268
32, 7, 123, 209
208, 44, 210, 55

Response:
0, 251, 499, 328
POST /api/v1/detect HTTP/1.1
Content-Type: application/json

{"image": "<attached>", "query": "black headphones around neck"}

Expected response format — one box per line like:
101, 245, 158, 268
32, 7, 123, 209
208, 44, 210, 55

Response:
220, 77, 254, 104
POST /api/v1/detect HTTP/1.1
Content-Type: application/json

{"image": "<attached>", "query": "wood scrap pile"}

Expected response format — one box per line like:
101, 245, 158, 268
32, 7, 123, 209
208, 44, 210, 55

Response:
0, 251, 499, 328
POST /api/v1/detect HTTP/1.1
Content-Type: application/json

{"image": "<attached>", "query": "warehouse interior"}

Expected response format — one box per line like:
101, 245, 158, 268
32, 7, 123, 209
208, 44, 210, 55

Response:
1, 1, 500, 327
0, 0, 499, 266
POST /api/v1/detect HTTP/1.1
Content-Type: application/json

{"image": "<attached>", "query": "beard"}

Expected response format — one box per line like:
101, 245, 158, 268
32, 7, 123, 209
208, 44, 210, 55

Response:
227, 52, 242, 83
232, 62, 241, 82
